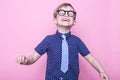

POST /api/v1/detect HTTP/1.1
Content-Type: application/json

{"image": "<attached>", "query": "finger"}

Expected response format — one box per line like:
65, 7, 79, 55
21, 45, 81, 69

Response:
17, 56, 24, 64
21, 56, 25, 63
104, 75, 109, 80
24, 57, 28, 64
100, 73, 103, 78
21, 56, 27, 64
22, 56, 28, 64
101, 74, 109, 80
17, 57, 21, 63
18, 57, 23, 64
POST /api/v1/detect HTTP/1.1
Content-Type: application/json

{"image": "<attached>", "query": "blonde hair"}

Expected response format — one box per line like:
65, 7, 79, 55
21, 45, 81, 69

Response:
53, 3, 76, 20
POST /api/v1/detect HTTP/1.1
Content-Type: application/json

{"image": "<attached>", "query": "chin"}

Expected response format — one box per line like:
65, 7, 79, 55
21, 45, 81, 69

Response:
58, 23, 73, 27
61, 25, 70, 27
62, 24, 73, 27
65, 24, 73, 27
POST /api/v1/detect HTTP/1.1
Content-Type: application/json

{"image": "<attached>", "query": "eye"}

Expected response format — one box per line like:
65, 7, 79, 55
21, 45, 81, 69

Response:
58, 10, 65, 16
68, 11, 75, 17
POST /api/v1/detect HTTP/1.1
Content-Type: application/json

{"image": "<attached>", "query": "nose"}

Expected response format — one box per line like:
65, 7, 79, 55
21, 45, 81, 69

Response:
64, 12, 69, 17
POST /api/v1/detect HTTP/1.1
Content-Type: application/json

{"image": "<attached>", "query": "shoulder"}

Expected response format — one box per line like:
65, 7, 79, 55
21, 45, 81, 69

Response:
70, 34, 85, 44
44, 34, 56, 40
71, 34, 81, 40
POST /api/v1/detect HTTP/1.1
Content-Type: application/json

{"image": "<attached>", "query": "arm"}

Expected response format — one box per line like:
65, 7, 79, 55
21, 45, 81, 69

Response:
17, 51, 41, 65
84, 54, 109, 80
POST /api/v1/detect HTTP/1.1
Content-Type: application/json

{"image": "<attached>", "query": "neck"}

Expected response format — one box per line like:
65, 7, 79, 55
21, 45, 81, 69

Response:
57, 26, 71, 34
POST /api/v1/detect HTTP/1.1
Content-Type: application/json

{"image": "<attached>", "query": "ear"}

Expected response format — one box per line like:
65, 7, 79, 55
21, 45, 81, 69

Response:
72, 20, 76, 26
53, 18, 57, 24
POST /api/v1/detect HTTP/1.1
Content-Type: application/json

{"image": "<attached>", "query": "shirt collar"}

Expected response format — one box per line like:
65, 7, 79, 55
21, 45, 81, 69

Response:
56, 30, 71, 39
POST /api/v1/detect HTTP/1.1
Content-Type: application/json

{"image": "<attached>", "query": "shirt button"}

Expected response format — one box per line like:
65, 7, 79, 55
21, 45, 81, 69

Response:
60, 78, 63, 80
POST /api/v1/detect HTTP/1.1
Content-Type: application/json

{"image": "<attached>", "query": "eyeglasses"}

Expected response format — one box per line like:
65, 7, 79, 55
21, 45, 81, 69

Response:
57, 9, 76, 17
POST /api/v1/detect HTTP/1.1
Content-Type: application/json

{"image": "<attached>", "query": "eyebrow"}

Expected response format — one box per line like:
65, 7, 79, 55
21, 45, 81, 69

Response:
59, 9, 75, 12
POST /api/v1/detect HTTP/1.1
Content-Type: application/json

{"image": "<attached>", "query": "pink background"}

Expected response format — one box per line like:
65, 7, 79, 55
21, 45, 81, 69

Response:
0, 0, 120, 80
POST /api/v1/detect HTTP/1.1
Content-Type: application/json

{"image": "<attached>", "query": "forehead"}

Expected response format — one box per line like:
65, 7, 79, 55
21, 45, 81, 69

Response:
59, 6, 74, 11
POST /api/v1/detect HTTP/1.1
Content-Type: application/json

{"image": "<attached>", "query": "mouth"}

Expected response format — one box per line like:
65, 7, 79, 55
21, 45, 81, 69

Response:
61, 18, 70, 22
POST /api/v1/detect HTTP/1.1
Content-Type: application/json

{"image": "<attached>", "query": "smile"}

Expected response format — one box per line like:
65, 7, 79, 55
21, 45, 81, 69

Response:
61, 18, 70, 22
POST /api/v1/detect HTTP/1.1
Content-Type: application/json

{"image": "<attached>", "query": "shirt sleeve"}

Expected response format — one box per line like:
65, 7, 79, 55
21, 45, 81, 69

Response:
78, 38, 90, 57
34, 36, 48, 55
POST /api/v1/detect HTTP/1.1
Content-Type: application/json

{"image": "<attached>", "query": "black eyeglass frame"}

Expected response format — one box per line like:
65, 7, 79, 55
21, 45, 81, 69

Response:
57, 9, 76, 17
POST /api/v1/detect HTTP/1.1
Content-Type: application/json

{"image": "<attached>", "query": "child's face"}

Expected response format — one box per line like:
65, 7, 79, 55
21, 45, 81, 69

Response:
54, 6, 76, 27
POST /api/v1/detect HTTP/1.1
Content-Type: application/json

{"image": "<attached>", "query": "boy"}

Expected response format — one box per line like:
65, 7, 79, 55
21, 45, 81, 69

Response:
17, 3, 109, 80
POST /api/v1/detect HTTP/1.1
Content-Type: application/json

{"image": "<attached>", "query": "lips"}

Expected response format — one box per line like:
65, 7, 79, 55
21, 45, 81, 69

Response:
61, 18, 70, 22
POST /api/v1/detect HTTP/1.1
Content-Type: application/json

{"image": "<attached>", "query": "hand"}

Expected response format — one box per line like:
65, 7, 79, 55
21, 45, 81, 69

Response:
99, 72, 109, 80
17, 56, 28, 65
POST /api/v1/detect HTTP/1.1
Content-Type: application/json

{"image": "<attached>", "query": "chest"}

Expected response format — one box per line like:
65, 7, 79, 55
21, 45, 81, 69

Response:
47, 38, 79, 53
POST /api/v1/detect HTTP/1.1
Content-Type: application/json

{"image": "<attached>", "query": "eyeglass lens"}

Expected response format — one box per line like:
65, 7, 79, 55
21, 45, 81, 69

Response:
57, 10, 76, 17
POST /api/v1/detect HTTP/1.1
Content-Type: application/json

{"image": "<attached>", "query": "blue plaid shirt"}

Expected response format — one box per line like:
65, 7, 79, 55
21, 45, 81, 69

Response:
35, 31, 90, 80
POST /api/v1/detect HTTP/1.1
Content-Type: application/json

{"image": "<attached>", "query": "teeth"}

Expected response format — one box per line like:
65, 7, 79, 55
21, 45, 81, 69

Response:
62, 19, 70, 22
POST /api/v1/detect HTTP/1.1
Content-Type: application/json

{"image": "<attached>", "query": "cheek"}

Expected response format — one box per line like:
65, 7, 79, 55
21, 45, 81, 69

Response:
56, 16, 61, 22
70, 19, 74, 23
